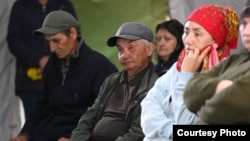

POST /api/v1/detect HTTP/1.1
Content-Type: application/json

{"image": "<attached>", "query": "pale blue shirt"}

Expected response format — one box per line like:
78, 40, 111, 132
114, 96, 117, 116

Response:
141, 62, 199, 141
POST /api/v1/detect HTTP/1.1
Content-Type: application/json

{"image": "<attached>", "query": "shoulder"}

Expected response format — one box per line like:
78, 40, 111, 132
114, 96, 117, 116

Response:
160, 63, 178, 80
227, 52, 249, 60
100, 72, 121, 88
105, 71, 121, 80
153, 63, 178, 89
221, 53, 250, 65
80, 44, 108, 62
92, 51, 116, 68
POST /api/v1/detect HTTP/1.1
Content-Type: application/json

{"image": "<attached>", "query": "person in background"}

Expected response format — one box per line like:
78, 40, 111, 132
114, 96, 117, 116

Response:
7, 0, 77, 119
10, 10, 118, 141
153, 19, 184, 76
140, 4, 239, 140
183, 6, 250, 125
70, 22, 158, 141
245, 0, 250, 8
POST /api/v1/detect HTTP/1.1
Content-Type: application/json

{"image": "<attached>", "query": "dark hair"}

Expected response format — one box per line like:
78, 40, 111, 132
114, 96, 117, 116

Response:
155, 19, 184, 49
240, 7, 250, 20
154, 19, 184, 76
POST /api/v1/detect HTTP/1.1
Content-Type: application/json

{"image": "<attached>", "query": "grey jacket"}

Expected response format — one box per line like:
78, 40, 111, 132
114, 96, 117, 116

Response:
71, 63, 158, 141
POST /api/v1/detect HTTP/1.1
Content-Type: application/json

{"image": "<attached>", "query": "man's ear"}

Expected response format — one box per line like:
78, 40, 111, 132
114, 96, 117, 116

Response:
147, 43, 154, 57
70, 27, 78, 39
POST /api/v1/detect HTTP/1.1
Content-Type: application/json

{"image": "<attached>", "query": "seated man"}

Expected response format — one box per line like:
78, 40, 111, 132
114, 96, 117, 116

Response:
10, 10, 118, 141
71, 22, 158, 141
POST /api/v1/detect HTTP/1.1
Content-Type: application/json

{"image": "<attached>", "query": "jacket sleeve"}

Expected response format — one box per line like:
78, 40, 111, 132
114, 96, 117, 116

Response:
183, 64, 222, 114
18, 59, 52, 135
92, 55, 118, 97
199, 68, 250, 124
172, 71, 199, 125
141, 65, 177, 139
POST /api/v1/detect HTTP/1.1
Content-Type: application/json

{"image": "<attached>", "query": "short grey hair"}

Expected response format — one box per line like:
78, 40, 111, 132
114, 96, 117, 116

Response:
141, 39, 153, 59
142, 39, 150, 48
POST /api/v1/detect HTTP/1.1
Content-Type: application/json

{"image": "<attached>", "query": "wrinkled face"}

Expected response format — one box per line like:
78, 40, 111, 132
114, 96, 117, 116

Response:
45, 29, 76, 59
182, 21, 215, 54
116, 38, 153, 74
239, 17, 250, 51
156, 29, 178, 61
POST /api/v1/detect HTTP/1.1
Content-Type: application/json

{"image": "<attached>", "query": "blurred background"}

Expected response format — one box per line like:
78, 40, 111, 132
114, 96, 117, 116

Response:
70, 0, 246, 70
71, 0, 169, 70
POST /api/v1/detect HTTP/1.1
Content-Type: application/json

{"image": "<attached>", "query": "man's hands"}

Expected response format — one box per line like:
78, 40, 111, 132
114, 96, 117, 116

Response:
58, 137, 71, 141
215, 80, 233, 94
9, 135, 28, 141
37, 56, 49, 74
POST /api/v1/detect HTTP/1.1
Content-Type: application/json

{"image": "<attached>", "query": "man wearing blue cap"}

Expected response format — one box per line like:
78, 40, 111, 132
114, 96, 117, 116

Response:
10, 10, 118, 141
71, 22, 158, 141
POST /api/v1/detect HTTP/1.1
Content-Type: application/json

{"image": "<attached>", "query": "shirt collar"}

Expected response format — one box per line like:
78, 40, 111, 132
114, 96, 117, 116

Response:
119, 66, 148, 86
71, 36, 83, 58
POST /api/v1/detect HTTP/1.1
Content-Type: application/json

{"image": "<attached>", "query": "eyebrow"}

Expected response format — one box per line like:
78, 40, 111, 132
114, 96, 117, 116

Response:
184, 27, 203, 32
193, 27, 203, 31
185, 26, 202, 30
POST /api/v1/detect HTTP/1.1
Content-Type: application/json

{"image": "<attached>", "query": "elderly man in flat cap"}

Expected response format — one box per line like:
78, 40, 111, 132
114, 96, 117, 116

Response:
10, 10, 117, 141
70, 22, 158, 141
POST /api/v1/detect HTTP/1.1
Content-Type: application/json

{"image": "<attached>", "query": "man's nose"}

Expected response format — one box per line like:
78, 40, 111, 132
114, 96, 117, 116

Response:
49, 42, 57, 52
120, 50, 129, 58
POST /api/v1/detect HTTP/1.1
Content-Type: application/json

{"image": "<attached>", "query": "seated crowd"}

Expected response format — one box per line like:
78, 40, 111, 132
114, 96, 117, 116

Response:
10, 3, 250, 141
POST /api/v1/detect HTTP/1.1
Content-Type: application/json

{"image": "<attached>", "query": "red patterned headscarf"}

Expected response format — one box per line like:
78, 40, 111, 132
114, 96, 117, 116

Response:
177, 4, 239, 72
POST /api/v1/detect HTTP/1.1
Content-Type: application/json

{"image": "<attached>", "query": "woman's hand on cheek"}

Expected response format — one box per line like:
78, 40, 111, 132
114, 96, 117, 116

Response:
181, 47, 210, 72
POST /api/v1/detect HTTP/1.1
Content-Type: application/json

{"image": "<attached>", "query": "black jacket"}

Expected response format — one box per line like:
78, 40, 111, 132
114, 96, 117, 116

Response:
20, 38, 118, 141
154, 45, 184, 76
7, 0, 77, 92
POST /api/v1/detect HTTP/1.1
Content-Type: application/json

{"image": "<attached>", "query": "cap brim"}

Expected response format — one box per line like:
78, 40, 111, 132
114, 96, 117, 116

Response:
107, 35, 141, 47
33, 27, 66, 36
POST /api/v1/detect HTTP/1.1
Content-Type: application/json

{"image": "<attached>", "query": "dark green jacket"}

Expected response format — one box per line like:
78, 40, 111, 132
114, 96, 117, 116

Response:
184, 53, 250, 124
71, 63, 158, 141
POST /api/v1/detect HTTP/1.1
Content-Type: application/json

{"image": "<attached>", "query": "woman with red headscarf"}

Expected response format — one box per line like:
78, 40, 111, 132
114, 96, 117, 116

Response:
141, 4, 239, 141
183, 6, 250, 125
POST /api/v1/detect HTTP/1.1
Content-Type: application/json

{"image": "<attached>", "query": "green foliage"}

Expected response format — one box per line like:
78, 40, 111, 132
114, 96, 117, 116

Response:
71, 0, 169, 70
